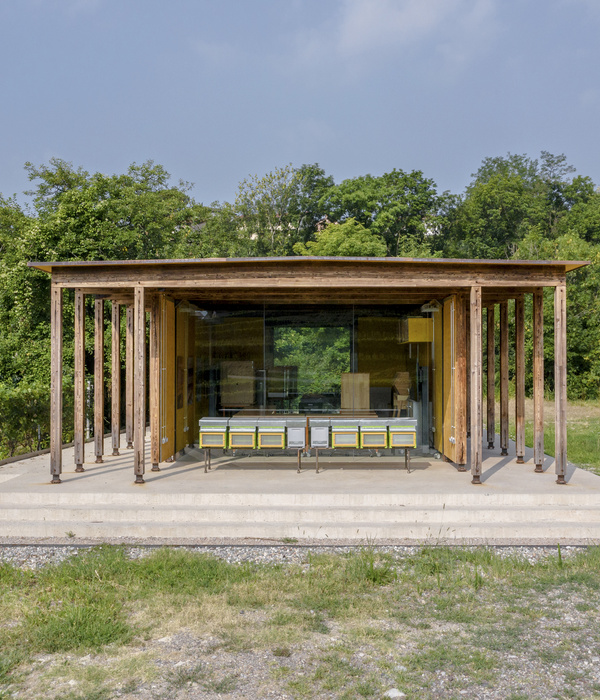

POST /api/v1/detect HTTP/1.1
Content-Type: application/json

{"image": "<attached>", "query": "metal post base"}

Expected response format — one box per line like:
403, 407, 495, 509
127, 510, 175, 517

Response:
487, 442, 494, 449
457, 465, 467, 472
534, 464, 543, 473
75, 465, 85, 473
126, 442, 134, 449
556, 475, 566, 485
95, 457, 103, 464
501, 449, 508, 456
516, 457, 525, 464
50, 475, 62, 484
135, 475, 145, 484
471, 474, 482, 485
112, 449, 120, 456
151, 464, 160, 472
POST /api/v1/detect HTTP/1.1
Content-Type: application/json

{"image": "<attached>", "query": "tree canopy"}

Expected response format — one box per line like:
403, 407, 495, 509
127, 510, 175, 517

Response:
1, 151, 599, 459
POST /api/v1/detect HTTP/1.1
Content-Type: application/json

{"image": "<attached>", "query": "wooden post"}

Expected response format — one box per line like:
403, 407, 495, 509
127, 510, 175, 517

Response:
455, 293, 468, 470
94, 299, 104, 464
150, 295, 161, 471
533, 289, 544, 472
111, 302, 121, 456
486, 305, 496, 449
125, 305, 134, 449
50, 285, 63, 484
515, 295, 525, 463
499, 300, 509, 456
134, 286, 146, 483
466, 305, 471, 437
470, 286, 483, 484
555, 283, 568, 484
74, 290, 85, 472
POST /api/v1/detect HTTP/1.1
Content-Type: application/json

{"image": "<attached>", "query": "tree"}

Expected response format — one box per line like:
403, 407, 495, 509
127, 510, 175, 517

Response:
293, 218, 387, 256
439, 151, 595, 259
318, 169, 441, 256
0, 159, 201, 457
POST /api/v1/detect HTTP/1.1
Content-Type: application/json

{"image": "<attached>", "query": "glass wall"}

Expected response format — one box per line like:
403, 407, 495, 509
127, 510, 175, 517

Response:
193, 303, 435, 452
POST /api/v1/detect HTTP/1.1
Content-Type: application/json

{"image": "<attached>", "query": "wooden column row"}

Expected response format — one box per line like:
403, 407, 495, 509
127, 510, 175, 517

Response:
469, 287, 567, 483
475, 295, 534, 474
49, 288, 160, 483
486, 306, 495, 450
94, 299, 104, 463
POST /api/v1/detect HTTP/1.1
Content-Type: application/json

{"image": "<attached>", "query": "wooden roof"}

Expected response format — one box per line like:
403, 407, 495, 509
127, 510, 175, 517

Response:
29, 256, 589, 306
29, 256, 588, 274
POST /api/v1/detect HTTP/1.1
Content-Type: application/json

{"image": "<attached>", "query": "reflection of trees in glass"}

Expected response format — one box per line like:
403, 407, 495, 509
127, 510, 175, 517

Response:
274, 327, 350, 399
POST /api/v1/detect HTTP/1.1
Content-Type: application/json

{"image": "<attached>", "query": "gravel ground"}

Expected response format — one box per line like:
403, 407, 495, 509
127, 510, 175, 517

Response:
0, 541, 585, 570
2, 541, 598, 700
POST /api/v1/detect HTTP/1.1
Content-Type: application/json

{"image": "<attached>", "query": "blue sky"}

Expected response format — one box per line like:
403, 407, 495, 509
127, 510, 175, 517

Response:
1, 0, 599, 206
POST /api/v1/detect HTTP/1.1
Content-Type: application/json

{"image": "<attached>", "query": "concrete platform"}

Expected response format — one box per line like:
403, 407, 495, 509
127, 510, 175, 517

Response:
1, 436, 600, 543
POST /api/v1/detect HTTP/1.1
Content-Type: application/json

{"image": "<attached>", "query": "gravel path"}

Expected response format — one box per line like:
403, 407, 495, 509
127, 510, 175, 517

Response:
0, 540, 584, 570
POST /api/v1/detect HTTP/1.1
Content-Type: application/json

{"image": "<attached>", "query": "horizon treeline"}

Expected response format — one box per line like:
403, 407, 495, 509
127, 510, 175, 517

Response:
1, 152, 599, 458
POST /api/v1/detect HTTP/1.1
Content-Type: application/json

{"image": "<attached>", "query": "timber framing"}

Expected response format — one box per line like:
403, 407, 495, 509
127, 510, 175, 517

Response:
31, 256, 588, 487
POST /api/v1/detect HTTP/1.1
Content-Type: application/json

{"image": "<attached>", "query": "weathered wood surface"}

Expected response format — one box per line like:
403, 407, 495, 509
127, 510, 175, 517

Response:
94, 299, 104, 464
499, 301, 509, 456
486, 305, 496, 449
533, 289, 544, 472
455, 293, 467, 467
111, 302, 120, 456
45, 257, 574, 292
73, 290, 85, 470
555, 284, 568, 482
150, 296, 160, 470
470, 286, 483, 483
515, 296, 525, 463
125, 305, 134, 450
50, 285, 63, 482
134, 286, 146, 481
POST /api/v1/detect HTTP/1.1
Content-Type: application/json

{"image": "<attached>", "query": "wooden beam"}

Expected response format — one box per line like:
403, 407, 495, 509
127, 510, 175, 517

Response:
455, 293, 468, 469
555, 284, 568, 484
150, 295, 161, 471
470, 286, 483, 484
515, 296, 525, 463
499, 301, 509, 456
486, 305, 496, 449
50, 285, 63, 484
94, 299, 104, 464
533, 289, 544, 472
50, 258, 570, 290
134, 286, 146, 483
111, 302, 121, 456
74, 290, 85, 472
125, 305, 134, 449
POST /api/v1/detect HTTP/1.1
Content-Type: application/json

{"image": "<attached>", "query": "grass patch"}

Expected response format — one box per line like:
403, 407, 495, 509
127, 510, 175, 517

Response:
2, 545, 600, 698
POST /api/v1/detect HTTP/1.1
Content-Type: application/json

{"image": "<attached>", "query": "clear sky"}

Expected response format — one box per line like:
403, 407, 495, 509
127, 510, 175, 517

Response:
1, 0, 599, 206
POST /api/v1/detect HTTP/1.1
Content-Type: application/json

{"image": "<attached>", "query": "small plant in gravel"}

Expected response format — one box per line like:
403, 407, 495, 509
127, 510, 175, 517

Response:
272, 645, 292, 657
165, 662, 207, 689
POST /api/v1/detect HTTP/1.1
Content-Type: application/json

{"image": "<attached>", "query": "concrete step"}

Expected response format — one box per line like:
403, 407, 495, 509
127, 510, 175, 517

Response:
2, 519, 600, 540
2, 503, 600, 525
2, 491, 600, 507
